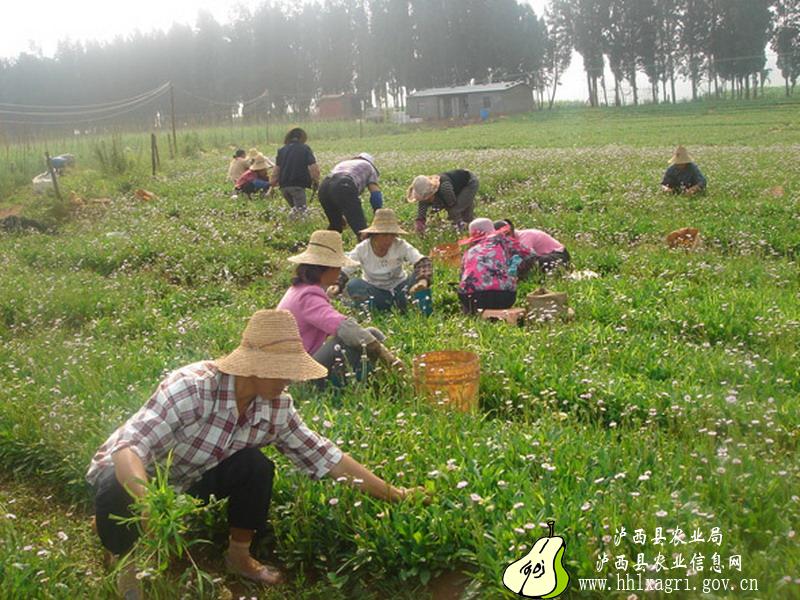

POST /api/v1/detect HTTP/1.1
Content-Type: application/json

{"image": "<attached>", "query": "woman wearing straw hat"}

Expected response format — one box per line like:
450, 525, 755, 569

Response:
277, 230, 405, 386
661, 146, 706, 196
407, 169, 479, 234
458, 218, 534, 315
317, 152, 383, 238
327, 208, 432, 313
87, 309, 422, 596
235, 153, 273, 197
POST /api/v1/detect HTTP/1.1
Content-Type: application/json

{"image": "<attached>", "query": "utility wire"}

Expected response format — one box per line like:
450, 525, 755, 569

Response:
0, 82, 170, 112
174, 86, 268, 107
0, 86, 170, 125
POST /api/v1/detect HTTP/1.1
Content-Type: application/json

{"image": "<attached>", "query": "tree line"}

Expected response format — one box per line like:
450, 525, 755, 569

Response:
0, 0, 798, 125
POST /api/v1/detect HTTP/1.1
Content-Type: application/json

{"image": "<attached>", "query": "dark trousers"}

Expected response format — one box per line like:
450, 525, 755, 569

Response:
318, 174, 368, 238
458, 290, 517, 315
536, 248, 571, 274
93, 448, 275, 556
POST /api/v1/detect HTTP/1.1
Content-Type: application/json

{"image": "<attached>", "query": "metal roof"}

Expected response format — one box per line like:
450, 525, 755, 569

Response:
408, 81, 528, 98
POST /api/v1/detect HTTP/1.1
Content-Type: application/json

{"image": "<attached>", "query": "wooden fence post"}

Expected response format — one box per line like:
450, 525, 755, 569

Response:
169, 83, 178, 157
44, 151, 63, 202
150, 133, 157, 176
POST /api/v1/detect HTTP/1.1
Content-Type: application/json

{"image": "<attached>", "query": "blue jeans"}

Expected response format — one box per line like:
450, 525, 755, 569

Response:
345, 273, 416, 312
237, 178, 270, 196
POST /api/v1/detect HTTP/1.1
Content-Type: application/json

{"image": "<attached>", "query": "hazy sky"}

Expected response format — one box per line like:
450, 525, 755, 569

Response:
0, 0, 776, 103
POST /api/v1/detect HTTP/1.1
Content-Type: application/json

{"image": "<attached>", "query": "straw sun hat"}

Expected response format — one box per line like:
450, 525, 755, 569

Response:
250, 154, 272, 171
407, 175, 441, 203
288, 230, 359, 268
669, 145, 693, 165
214, 309, 327, 380
360, 208, 408, 235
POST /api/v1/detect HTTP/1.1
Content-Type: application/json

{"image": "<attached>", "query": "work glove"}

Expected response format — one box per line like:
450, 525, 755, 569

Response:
366, 341, 406, 375
414, 218, 426, 235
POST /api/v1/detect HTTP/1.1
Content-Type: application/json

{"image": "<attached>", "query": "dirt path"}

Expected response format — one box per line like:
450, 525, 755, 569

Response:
0, 205, 22, 219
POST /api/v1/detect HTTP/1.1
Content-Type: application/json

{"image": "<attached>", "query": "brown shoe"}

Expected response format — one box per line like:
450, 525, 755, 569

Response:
224, 552, 284, 585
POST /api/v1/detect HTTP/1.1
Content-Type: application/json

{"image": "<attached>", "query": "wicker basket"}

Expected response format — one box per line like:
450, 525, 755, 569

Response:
526, 288, 568, 321
430, 243, 462, 268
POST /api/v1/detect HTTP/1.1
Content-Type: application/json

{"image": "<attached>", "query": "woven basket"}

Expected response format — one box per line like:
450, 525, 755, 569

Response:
526, 288, 568, 321
430, 243, 462, 268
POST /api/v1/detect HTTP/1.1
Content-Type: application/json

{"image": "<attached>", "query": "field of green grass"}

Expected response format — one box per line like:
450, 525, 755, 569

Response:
1, 97, 799, 598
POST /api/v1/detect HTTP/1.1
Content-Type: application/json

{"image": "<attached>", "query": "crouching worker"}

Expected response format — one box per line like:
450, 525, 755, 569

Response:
227, 149, 250, 183
235, 154, 272, 197
407, 169, 478, 234
458, 218, 534, 315
277, 230, 405, 386
328, 208, 432, 313
494, 219, 571, 274
661, 145, 706, 196
86, 309, 423, 598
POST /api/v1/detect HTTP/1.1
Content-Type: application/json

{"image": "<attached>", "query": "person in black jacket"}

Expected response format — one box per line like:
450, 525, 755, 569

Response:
270, 128, 320, 218
407, 169, 479, 234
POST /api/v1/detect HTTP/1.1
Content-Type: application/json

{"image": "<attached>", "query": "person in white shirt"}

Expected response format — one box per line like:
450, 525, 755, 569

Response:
327, 209, 432, 312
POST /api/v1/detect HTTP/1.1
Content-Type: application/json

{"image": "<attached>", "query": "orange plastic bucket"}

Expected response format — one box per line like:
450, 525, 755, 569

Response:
412, 350, 480, 412
430, 243, 462, 268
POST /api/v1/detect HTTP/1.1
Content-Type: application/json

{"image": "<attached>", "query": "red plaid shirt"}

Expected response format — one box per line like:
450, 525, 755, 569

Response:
86, 361, 342, 491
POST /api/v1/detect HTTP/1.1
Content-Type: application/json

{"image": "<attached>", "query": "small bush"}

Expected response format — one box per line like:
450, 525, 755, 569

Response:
92, 136, 132, 176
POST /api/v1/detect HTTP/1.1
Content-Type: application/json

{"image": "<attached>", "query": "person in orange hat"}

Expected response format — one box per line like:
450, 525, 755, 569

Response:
87, 309, 422, 597
661, 146, 706, 195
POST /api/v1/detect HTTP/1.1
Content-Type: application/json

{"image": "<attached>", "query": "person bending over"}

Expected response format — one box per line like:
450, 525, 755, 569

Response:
661, 145, 706, 196
87, 309, 422, 598
458, 218, 534, 314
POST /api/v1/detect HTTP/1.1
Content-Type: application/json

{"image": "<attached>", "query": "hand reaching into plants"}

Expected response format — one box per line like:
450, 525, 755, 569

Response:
326, 284, 341, 298
394, 486, 432, 505
366, 341, 406, 375
328, 454, 426, 503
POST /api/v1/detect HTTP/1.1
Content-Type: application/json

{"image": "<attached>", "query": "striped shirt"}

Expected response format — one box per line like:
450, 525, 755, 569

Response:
86, 361, 342, 491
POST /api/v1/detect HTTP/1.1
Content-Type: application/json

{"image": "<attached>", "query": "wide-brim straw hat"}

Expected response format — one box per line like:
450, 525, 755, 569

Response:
250, 154, 272, 171
669, 145, 692, 165
288, 230, 359, 268
247, 147, 260, 159
360, 208, 408, 235
214, 309, 327, 380
407, 175, 440, 203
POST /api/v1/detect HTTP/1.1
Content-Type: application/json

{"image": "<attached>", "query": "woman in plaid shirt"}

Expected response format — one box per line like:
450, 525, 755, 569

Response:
87, 310, 422, 594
